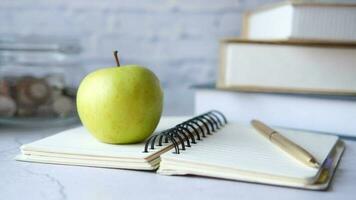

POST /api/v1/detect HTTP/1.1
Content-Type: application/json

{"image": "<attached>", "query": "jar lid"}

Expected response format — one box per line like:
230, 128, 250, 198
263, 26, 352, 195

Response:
0, 35, 82, 67
0, 35, 82, 54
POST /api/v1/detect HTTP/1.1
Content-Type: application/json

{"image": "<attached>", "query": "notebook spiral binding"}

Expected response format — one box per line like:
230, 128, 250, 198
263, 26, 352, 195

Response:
143, 110, 227, 154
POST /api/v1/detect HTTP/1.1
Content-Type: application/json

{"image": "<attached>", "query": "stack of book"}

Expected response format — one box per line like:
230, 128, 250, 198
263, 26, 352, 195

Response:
195, 1, 356, 138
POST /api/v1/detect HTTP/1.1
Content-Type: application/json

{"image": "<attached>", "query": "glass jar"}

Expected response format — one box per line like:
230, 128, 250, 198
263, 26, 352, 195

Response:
0, 35, 84, 125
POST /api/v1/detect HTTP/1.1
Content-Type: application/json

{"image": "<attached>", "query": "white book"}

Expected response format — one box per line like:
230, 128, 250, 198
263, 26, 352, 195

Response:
243, 1, 356, 42
217, 39, 356, 95
16, 113, 344, 190
195, 86, 356, 137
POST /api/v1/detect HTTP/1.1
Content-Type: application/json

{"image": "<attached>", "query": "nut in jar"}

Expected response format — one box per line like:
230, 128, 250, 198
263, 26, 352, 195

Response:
0, 75, 76, 118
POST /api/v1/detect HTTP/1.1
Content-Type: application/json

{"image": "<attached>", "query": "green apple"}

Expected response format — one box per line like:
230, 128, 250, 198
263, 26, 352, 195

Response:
77, 51, 163, 144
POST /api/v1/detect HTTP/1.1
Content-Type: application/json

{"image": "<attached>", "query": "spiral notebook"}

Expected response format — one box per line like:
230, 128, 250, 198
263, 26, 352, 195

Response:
16, 111, 344, 190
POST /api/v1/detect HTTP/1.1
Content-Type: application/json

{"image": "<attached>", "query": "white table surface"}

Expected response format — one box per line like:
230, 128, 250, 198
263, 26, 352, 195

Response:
1, 124, 356, 200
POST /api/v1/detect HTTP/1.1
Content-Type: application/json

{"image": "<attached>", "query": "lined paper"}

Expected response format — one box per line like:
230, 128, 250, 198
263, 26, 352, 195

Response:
161, 123, 338, 180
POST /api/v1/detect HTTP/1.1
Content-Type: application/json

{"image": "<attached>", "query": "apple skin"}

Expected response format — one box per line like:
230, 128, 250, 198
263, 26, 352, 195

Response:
77, 65, 163, 144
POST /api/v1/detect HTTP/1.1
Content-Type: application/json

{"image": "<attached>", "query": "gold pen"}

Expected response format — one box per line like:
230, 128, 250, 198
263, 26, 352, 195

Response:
251, 120, 320, 168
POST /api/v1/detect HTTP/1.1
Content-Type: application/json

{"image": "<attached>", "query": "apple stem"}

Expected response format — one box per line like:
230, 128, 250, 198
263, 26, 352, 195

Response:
113, 51, 120, 67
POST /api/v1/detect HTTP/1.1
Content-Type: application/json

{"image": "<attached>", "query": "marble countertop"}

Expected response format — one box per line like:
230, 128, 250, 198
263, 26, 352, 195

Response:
1, 124, 356, 200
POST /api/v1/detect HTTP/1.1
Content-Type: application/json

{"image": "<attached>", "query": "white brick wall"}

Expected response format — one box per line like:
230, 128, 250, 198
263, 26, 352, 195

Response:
0, 0, 279, 115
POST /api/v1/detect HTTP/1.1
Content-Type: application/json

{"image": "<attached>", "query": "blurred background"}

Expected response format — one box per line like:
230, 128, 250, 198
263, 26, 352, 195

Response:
1, 1, 356, 199
0, 0, 282, 116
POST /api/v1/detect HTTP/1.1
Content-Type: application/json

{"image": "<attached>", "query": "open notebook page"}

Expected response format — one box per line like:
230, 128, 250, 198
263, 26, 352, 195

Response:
160, 123, 339, 182
20, 117, 190, 161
